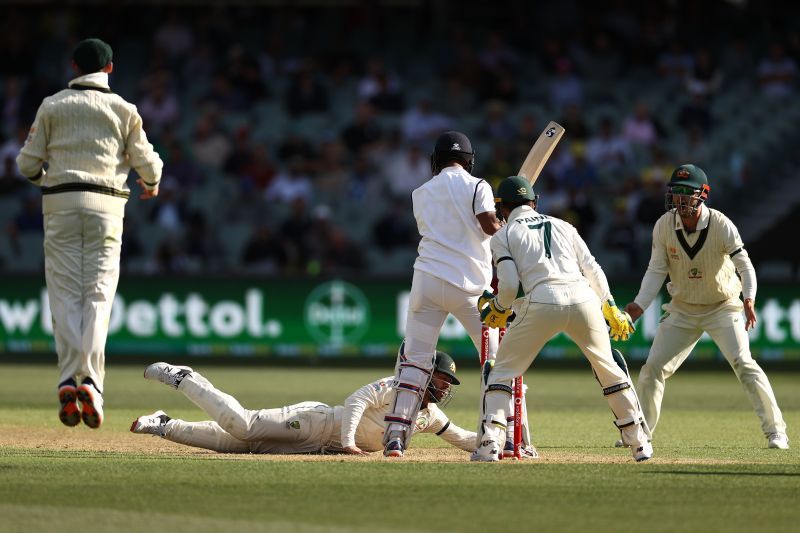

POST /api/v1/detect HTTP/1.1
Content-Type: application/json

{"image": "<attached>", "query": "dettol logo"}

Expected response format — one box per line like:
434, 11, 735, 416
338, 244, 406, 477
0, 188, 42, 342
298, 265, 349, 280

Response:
304, 281, 369, 345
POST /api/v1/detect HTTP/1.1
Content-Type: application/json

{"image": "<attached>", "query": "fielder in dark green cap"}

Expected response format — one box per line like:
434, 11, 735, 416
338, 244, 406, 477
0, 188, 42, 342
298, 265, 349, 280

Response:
621, 163, 789, 450
72, 38, 114, 75
17, 35, 162, 432
130, 346, 479, 456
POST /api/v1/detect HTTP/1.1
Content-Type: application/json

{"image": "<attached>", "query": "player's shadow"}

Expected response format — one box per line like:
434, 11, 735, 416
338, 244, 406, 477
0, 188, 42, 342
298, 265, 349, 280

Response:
646, 470, 800, 477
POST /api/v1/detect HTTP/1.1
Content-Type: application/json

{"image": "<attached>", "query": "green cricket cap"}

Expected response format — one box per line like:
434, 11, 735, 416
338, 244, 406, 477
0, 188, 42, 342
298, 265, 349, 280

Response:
73, 38, 113, 73
433, 351, 460, 385
495, 175, 537, 203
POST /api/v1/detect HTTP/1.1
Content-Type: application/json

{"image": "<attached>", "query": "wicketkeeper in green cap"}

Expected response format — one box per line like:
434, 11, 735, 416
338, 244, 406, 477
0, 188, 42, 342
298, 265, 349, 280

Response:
474, 175, 652, 462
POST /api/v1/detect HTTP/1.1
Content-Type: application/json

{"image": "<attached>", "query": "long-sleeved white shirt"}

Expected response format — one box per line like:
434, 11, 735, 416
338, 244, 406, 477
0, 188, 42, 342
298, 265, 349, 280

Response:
490, 205, 611, 308
334, 376, 475, 452
633, 206, 756, 316
16, 72, 162, 217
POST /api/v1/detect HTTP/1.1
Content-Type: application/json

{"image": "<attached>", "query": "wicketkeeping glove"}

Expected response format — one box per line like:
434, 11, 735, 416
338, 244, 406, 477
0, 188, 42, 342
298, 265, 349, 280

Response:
602, 299, 635, 341
478, 290, 495, 311
479, 294, 515, 329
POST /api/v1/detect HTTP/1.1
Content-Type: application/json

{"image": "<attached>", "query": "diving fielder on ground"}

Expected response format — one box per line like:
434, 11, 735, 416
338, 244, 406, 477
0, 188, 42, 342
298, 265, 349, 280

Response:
473, 176, 652, 462
131, 352, 477, 455
623, 164, 789, 449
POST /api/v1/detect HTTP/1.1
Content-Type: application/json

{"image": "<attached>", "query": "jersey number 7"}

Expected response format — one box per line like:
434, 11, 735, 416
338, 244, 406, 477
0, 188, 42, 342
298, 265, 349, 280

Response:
528, 222, 552, 258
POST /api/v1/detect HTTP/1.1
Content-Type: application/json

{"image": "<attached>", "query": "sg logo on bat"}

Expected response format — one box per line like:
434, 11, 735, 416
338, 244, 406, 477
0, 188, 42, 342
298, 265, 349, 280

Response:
545, 127, 556, 137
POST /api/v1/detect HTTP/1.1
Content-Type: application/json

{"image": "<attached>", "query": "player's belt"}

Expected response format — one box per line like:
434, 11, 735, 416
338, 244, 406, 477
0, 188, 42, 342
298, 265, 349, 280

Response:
41, 183, 130, 199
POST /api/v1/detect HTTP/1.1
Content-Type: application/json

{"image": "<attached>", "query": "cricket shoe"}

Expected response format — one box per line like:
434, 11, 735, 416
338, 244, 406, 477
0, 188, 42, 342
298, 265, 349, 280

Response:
632, 441, 653, 462
502, 441, 540, 460
76, 382, 103, 429
130, 411, 171, 436
519, 444, 539, 460
767, 433, 790, 449
503, 440, 515, 459
471, 438, 500, 462
58, 382, 81, 427
383, 437, 405, 458
144, 362, 193, 389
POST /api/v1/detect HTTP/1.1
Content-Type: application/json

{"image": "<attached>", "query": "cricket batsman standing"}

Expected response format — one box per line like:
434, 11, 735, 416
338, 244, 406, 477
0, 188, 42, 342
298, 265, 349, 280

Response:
382, 131, 503, 458
624, 164, 789, 449
16, 38, 162, 429
473, 176, 652, 462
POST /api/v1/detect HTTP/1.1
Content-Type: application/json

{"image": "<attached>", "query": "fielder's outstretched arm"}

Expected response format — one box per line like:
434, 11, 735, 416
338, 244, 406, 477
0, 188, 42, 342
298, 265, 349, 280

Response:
341, 378, 390, 450
420, 404, 477, 452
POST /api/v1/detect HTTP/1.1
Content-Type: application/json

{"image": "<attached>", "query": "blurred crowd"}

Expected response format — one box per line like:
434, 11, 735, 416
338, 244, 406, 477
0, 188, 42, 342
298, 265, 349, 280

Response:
1, 1, 799, 278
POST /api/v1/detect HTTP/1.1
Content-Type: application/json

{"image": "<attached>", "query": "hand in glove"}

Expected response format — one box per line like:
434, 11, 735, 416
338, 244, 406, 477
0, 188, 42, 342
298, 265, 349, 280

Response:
479, 293, 515, 329
602, 299, 635, 341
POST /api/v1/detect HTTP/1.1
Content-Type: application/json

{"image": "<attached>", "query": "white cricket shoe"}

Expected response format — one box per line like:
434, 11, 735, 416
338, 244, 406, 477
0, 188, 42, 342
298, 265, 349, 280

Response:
502, 441, 540, 460
130, 411, 171, 436
632, 442, 653, 462
519, 444, 539, 460
767, 433, 790, 449
144, 362, 193, 389
471, 438, 501, 462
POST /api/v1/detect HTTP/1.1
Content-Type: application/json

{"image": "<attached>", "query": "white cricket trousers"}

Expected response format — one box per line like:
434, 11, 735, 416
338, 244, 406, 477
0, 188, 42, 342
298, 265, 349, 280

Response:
403, 269, 493, 369
485, 297, 648, 447
44, 209, 123, 391
387, 270, 496, 440
637, 308, 787, 437
164, 371, 337, 454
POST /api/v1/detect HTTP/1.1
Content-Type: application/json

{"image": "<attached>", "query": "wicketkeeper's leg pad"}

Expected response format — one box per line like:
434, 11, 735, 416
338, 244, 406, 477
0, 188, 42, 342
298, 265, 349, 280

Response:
604, 381, 649, 447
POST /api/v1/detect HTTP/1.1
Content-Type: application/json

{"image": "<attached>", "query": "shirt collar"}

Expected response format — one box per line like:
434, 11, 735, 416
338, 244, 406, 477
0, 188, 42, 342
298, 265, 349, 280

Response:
509, 204, 537, 219
673, 205, 709, 232
68, 72, 110, 89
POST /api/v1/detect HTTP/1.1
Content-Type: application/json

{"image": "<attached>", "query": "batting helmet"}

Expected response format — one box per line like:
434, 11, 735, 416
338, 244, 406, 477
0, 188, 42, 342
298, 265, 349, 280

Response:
665, 164, 710, 215
430, 131, 475, 174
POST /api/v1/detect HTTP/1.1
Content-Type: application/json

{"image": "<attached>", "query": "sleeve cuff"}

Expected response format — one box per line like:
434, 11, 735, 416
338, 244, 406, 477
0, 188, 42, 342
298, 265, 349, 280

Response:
26, 169, 44, 182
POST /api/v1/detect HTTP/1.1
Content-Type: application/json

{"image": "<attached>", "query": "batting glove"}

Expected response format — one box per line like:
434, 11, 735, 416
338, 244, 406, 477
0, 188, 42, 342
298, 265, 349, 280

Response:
602, 299, 635, 341
479, 297, 515, 329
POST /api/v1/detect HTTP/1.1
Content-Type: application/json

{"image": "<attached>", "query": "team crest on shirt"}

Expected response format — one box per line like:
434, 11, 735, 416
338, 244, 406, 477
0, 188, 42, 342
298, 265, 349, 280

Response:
688, 267, 703, 279
415, 410, 430, 431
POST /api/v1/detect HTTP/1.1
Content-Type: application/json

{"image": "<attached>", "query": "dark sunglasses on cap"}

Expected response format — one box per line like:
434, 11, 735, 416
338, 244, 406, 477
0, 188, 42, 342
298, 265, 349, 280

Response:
669, 185, 697, 195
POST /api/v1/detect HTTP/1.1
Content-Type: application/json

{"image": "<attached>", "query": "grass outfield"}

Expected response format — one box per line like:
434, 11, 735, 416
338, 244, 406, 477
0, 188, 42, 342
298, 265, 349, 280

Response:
0, 363, 797, 533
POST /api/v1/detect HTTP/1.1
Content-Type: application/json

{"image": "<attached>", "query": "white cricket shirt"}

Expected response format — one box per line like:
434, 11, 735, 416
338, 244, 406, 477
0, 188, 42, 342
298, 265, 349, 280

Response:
491, 205, 611, 306
412, 165, 495, 293
335, 376, 476, 452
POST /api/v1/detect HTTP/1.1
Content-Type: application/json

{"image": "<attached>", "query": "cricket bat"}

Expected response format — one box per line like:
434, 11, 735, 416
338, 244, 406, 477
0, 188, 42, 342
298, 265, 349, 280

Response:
517, 121, 565, 185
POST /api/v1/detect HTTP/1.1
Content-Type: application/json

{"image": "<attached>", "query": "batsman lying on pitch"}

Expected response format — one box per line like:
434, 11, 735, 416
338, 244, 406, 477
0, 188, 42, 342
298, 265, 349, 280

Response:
131, 352, 478, 455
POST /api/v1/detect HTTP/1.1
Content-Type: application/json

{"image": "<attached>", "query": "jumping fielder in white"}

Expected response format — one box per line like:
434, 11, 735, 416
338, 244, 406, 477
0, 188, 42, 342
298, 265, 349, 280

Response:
473, 176, 652, 462
382, 131, 507, 458
16, 38, 162, 429
131, 352, 476, 455
623, 164, 789, 449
